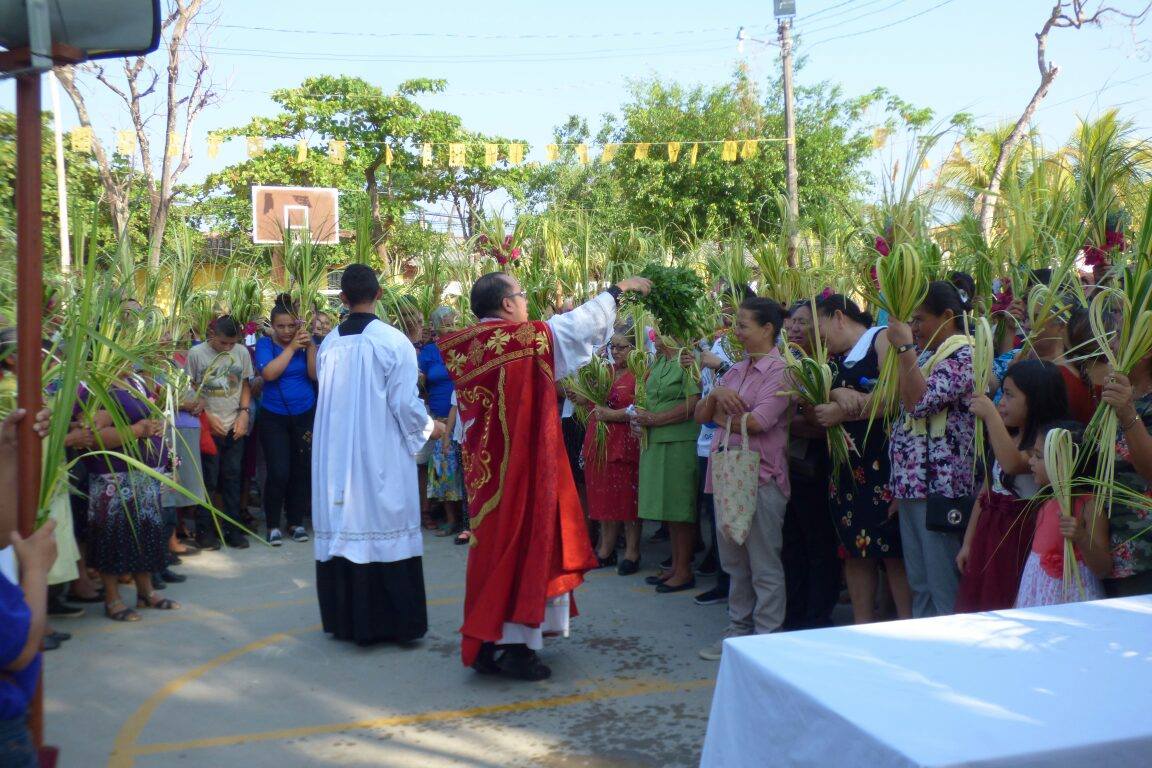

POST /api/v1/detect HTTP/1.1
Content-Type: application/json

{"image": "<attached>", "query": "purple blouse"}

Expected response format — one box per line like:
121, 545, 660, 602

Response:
83, 381, 168, 474
888, 345, 976, 500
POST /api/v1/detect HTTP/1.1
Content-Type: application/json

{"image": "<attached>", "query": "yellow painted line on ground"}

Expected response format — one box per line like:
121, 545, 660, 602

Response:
107, 596, 464, 768
123, 677, 715, 759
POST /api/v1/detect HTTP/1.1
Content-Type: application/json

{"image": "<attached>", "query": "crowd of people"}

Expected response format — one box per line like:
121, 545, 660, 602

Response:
562, 270, 1152, 660
4, 260, 1152, 758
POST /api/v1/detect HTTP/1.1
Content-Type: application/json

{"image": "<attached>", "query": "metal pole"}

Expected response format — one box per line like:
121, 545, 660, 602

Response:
779, 16, 799, 267
15, 69, 46, 748
49, 71, 71, 274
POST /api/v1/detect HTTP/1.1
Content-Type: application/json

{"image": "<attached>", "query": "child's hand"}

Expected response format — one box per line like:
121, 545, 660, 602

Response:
969, 394, 998, 424
1058, 514, 1088, 545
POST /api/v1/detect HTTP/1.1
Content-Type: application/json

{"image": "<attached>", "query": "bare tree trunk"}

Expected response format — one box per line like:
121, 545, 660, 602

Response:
979, 1, 1151, 242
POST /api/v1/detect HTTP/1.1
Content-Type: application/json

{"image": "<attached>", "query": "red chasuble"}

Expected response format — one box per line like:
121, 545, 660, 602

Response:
439, 320, 597, 666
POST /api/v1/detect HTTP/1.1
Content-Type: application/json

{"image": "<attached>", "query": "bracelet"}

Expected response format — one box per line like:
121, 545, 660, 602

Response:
894, 343, 917, 356
1122, 414, 1142, 433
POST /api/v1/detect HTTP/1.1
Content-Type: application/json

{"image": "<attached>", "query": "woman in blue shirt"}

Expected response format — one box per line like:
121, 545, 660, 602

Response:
419, 307, 464, 536
255, 303, 317, 545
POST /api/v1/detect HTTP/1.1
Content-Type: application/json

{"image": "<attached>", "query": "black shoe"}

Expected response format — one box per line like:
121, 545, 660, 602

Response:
693, 585, 729, 605
695, 556, 719, 578
644, 574, 668, 586
48, 631, 72, 643
47, 597, 84, 619
195, 535, 221, 552
159, 569, 186, 584
656, 578, 696, 594
617, 558, 640, 576
497, 645, 552, 681
595, 552, 617, 569
224, 534, 250, 549
151, 573, 167, 590
660, 556, 673, 570
42, 635, 62, 651
168, 553, 183, 567
649, 525, 669, 543
471, 642, 502, 676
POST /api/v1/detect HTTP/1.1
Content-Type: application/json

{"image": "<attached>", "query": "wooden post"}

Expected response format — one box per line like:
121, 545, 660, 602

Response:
15, 66, 46, 750
779, 16, 799, 267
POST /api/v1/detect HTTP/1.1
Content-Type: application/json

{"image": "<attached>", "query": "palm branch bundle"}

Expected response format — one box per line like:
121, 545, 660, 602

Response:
778, 313, 854, 478
1084, 259, 1152, 516
1043, 426, 1086, 600
224, 270, 265, 327
970, 315, 995, 472
567, 354, 615, 467
281, 231, 328, 321
633, 262, 709, 348
860, 241, 929, 421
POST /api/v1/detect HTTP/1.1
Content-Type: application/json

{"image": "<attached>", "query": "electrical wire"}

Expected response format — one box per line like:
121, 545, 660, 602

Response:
804, 0, 957, 49
203, 23, 734, 40
800, 0, 910, 38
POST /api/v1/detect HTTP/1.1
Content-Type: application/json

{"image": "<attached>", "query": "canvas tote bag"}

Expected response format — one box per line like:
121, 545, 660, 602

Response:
712, 414, 760, 546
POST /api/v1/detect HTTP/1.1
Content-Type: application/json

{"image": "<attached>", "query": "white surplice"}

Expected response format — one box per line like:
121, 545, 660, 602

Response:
465, 291, 618, 649
312, 318, 434, 565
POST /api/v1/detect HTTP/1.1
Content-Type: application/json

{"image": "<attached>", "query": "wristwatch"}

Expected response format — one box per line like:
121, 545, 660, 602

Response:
606, 285, 623, 305
894, 343, 917, 355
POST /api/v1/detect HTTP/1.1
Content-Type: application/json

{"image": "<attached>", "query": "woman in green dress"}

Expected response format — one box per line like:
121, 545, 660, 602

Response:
634, 333, 702, 593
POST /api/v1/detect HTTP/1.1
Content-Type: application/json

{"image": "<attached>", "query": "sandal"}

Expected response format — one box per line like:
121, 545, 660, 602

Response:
137, 593, 180, 610
105, 600, 141, 622
455, 531, 471, 546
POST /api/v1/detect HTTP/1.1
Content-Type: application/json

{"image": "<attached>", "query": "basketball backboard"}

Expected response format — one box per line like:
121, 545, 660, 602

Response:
251, 186, 339, 245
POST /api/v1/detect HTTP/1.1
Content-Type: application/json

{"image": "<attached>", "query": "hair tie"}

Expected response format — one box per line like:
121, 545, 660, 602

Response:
819, 287, 834, 301
957, 288, 970, 306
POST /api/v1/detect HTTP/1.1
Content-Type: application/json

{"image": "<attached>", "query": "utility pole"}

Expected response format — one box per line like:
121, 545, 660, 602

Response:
777, 2, 799, 266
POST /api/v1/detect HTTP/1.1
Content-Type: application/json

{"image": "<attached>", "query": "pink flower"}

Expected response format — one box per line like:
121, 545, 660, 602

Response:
874, 236, 890, 258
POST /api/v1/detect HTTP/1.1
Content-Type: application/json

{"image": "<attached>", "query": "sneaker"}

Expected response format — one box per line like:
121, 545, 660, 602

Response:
291, 526, 310, 543
695, 555, 719, 577
698, 640, 724, 661
693, 585, 728, 606
268, 528, 283, 547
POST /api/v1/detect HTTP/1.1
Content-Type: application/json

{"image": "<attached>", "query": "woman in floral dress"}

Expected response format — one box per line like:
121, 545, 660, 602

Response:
812, 294, 910, 623
886, 281, 977, 619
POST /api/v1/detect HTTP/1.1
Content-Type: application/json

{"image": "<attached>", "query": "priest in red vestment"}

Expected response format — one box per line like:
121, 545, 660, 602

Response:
440, 272, 651, 680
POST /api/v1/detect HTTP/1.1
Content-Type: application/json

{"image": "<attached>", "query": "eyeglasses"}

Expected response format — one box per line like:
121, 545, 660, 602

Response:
609, 343, 633, 351
505, 291, 527, 301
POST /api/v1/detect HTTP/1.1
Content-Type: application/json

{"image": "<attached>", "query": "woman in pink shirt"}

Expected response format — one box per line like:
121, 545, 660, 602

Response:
695, 298, 793, 661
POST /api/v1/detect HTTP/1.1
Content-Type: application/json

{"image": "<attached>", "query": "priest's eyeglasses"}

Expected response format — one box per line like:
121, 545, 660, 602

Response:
505, 290, 527, 300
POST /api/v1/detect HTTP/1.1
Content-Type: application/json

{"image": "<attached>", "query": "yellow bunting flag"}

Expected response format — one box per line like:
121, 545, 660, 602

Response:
115, 130, 136, 157
421, 142, 433, 167
508, 143, 525, 165
329, 140, 346, 165
70, 126, 93, 153
601, 143, 619, 163
385, 145, 394, 166
246, 136, 264, 158
575, 143, 589, 165
207, 134, 222, 159
545, 143, 559, 162
721, 140, 738, 162
166, 132, 182, 159
634, 142, 650, 160
667, 141, 681, 163
296, 140, 309, 163
740, 140, 758, 160
688, 143, 699, 166
449, 142, 466, 168
484, 143, 499, 167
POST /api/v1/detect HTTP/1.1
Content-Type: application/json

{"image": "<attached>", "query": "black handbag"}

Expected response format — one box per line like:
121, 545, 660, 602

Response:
923, 434, 974, 534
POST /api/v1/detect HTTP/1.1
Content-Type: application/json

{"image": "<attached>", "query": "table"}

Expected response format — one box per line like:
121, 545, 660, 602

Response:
700, 597, 1152, 767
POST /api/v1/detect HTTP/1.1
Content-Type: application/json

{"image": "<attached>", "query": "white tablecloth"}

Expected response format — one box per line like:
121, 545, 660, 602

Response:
701, 597, 1152, 767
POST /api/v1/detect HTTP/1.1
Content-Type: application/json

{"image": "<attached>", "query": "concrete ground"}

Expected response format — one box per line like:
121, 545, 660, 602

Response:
43, 527, 744, 768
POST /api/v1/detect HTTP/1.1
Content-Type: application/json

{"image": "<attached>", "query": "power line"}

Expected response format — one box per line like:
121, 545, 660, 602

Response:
800, 0, 910, 38
802, 0, 906, 29
205, 23, 734, 41
802, 0, 860, 21
805, 0, 958, 49
198, 41, 733, 65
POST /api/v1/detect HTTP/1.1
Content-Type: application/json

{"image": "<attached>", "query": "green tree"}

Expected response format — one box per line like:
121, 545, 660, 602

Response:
194, 75, 528, 269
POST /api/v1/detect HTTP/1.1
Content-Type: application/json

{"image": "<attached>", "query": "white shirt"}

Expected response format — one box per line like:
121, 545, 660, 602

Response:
311, 318, 434, 565
697, 337, 735, 457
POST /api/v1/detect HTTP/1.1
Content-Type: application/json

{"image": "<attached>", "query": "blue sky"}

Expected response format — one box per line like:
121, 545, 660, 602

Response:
6, 0, 1152, 189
